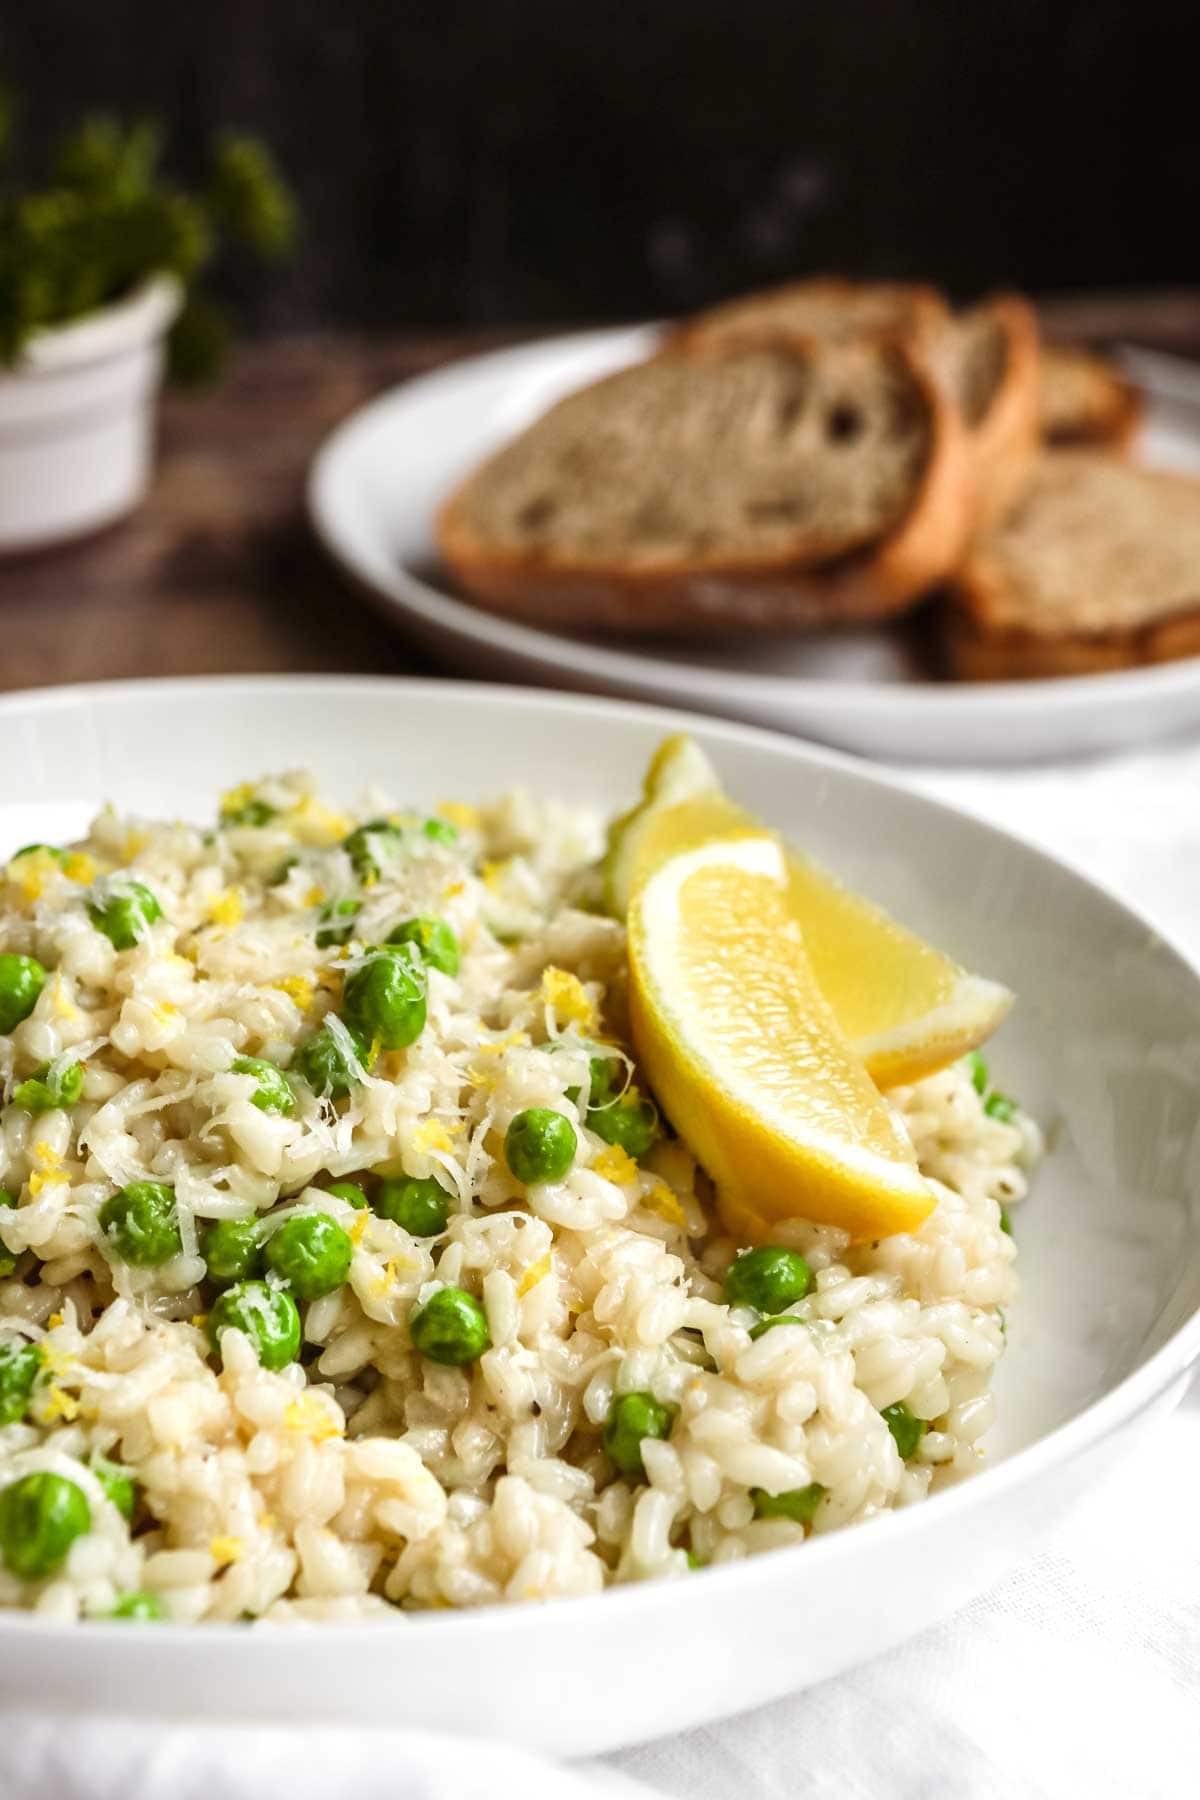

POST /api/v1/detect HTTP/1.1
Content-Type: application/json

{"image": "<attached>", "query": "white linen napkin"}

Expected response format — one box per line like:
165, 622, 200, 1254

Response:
4, 738, 1200, 1799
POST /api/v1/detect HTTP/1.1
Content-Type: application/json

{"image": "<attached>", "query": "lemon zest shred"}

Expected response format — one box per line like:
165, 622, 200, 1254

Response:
190, 1313, 208, 1330
9, 847, 63, 904
209, 1535, 244, 1566
272, 975, 314, 1013
517, 1253, 552, 1298
220, 782, 257, 816
63, 851, 97, 884
477, 1030, 529, 1057
122, 829, 150, 862
479, 858, 508, 891
285, 794, 351, 847
304, 885, 327, 907
208, 888, 244, 928
283, 1394, 344, 1443
593, 1143, 638, 1186
29, 1142, 67, 1198
41, 1384, 81, 1423
442, 880, 466, 901
539, 967, 596, 1029
642, 1182, 686, 1227
413, 1119, 453, 1155
348, 1211, 369, 1244
257, 1511, 277, 1533
437, 801, 480, 832
50, 975, 79, 1021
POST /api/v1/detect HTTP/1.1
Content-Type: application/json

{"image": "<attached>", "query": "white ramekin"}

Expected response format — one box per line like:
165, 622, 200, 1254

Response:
0, 275, 182, 554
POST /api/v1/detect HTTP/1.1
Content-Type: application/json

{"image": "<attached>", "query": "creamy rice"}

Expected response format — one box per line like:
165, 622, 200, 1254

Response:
0, 773, 1039, 1622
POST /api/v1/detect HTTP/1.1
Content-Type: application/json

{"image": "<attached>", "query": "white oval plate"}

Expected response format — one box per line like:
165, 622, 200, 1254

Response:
2, 675, 1200, 1756
308, 328, 1200, 766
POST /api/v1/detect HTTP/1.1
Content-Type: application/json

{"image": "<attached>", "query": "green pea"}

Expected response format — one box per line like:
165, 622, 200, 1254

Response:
10, 844, 68, 866
751, 1482, 827, 1524
724, 1247, 813, 1314
965, 1050, 989, 1095
421, 817, 458, 846
587, 1054, 621, 1104
386, 914, 460, 977
602, 1391, 676, 1479
295, 1019, 371, 1099
985, 1092, 1017, 1123
686, 1550, 707, 1570
374, 1176, 450, 1236
588, 1093, 658, 1160
99, 1181, 182, 1267
0, 1471, 91, 1578
565, 1054, 622, 1108
324, 1180, 369, 1210
881, 1400, 928, 1460
0, 1189, 18, 1279
12, 1060, 84, 1115
201, 1217, 265, 1284
343, 948, 427, 1051
108, 1590, 164, 1620
207, 1280, 301, 1370
342, 820, 404, 879
0, 954, 46, 1033
229, 1055, 295, 1116
505, 1108, 577, 1185
0, 1337, 41, 1424
408, 1287, 491, 1365
89, 1454, 137, 1522
264, 1213, 353, 1300
220, 798, 275, 828
316, 897, 361, 947
998, 1204, 1013, 1236
88, 880, 162, 951
748, 1314, 809, 1342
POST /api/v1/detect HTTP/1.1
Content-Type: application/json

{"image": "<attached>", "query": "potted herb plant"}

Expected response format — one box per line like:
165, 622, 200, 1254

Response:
0, 98, 297, 552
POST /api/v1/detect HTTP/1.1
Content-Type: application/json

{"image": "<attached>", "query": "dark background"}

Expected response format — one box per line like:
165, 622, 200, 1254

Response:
2, 0, 1193, 332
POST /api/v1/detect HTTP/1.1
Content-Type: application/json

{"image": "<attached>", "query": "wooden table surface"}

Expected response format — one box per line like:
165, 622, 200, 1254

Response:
3, 292, 1200, 696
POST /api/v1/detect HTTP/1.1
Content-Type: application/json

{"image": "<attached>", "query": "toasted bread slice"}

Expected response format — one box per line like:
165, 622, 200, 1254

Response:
668, 276, 949, 352
675, 280, 1035, 529
932, 295, 1040, 528
947, 452, 1200, 679
1038, 344, 1142, 450
437, 334, 974, 635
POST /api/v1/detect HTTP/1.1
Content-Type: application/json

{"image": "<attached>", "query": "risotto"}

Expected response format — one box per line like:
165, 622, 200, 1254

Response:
0, 772, 1038, 1623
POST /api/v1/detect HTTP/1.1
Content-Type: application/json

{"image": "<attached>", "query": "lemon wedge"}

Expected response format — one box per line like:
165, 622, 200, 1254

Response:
628, 835, 935, 1242
608, 735, 1011, 1088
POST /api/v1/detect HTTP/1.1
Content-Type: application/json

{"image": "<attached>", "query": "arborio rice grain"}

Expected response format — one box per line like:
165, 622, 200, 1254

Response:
0, 773, 1039, 1622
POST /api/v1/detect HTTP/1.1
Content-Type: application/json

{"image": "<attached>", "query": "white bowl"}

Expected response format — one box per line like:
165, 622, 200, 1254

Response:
0, 276, 180, 554
1, 674, 1199, 1756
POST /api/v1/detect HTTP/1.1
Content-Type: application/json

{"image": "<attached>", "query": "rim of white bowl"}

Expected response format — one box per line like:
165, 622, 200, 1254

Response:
5, 275, 183, 379
307, 325, 1200, 713
0, 670, 1196, 1643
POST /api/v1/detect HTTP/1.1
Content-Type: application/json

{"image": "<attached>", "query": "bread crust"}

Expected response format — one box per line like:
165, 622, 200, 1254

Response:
1038, 344, 1143, 452
946, 453, 1200, 679
946, 607, 1200, 680
960, 295, 1041, 530
436, 335, 976, 636
665, 277, 950, 356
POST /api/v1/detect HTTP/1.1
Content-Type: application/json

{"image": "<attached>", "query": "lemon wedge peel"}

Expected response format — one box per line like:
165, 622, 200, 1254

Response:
608, 735, 1012, 1090
628, 835, 936, 1244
